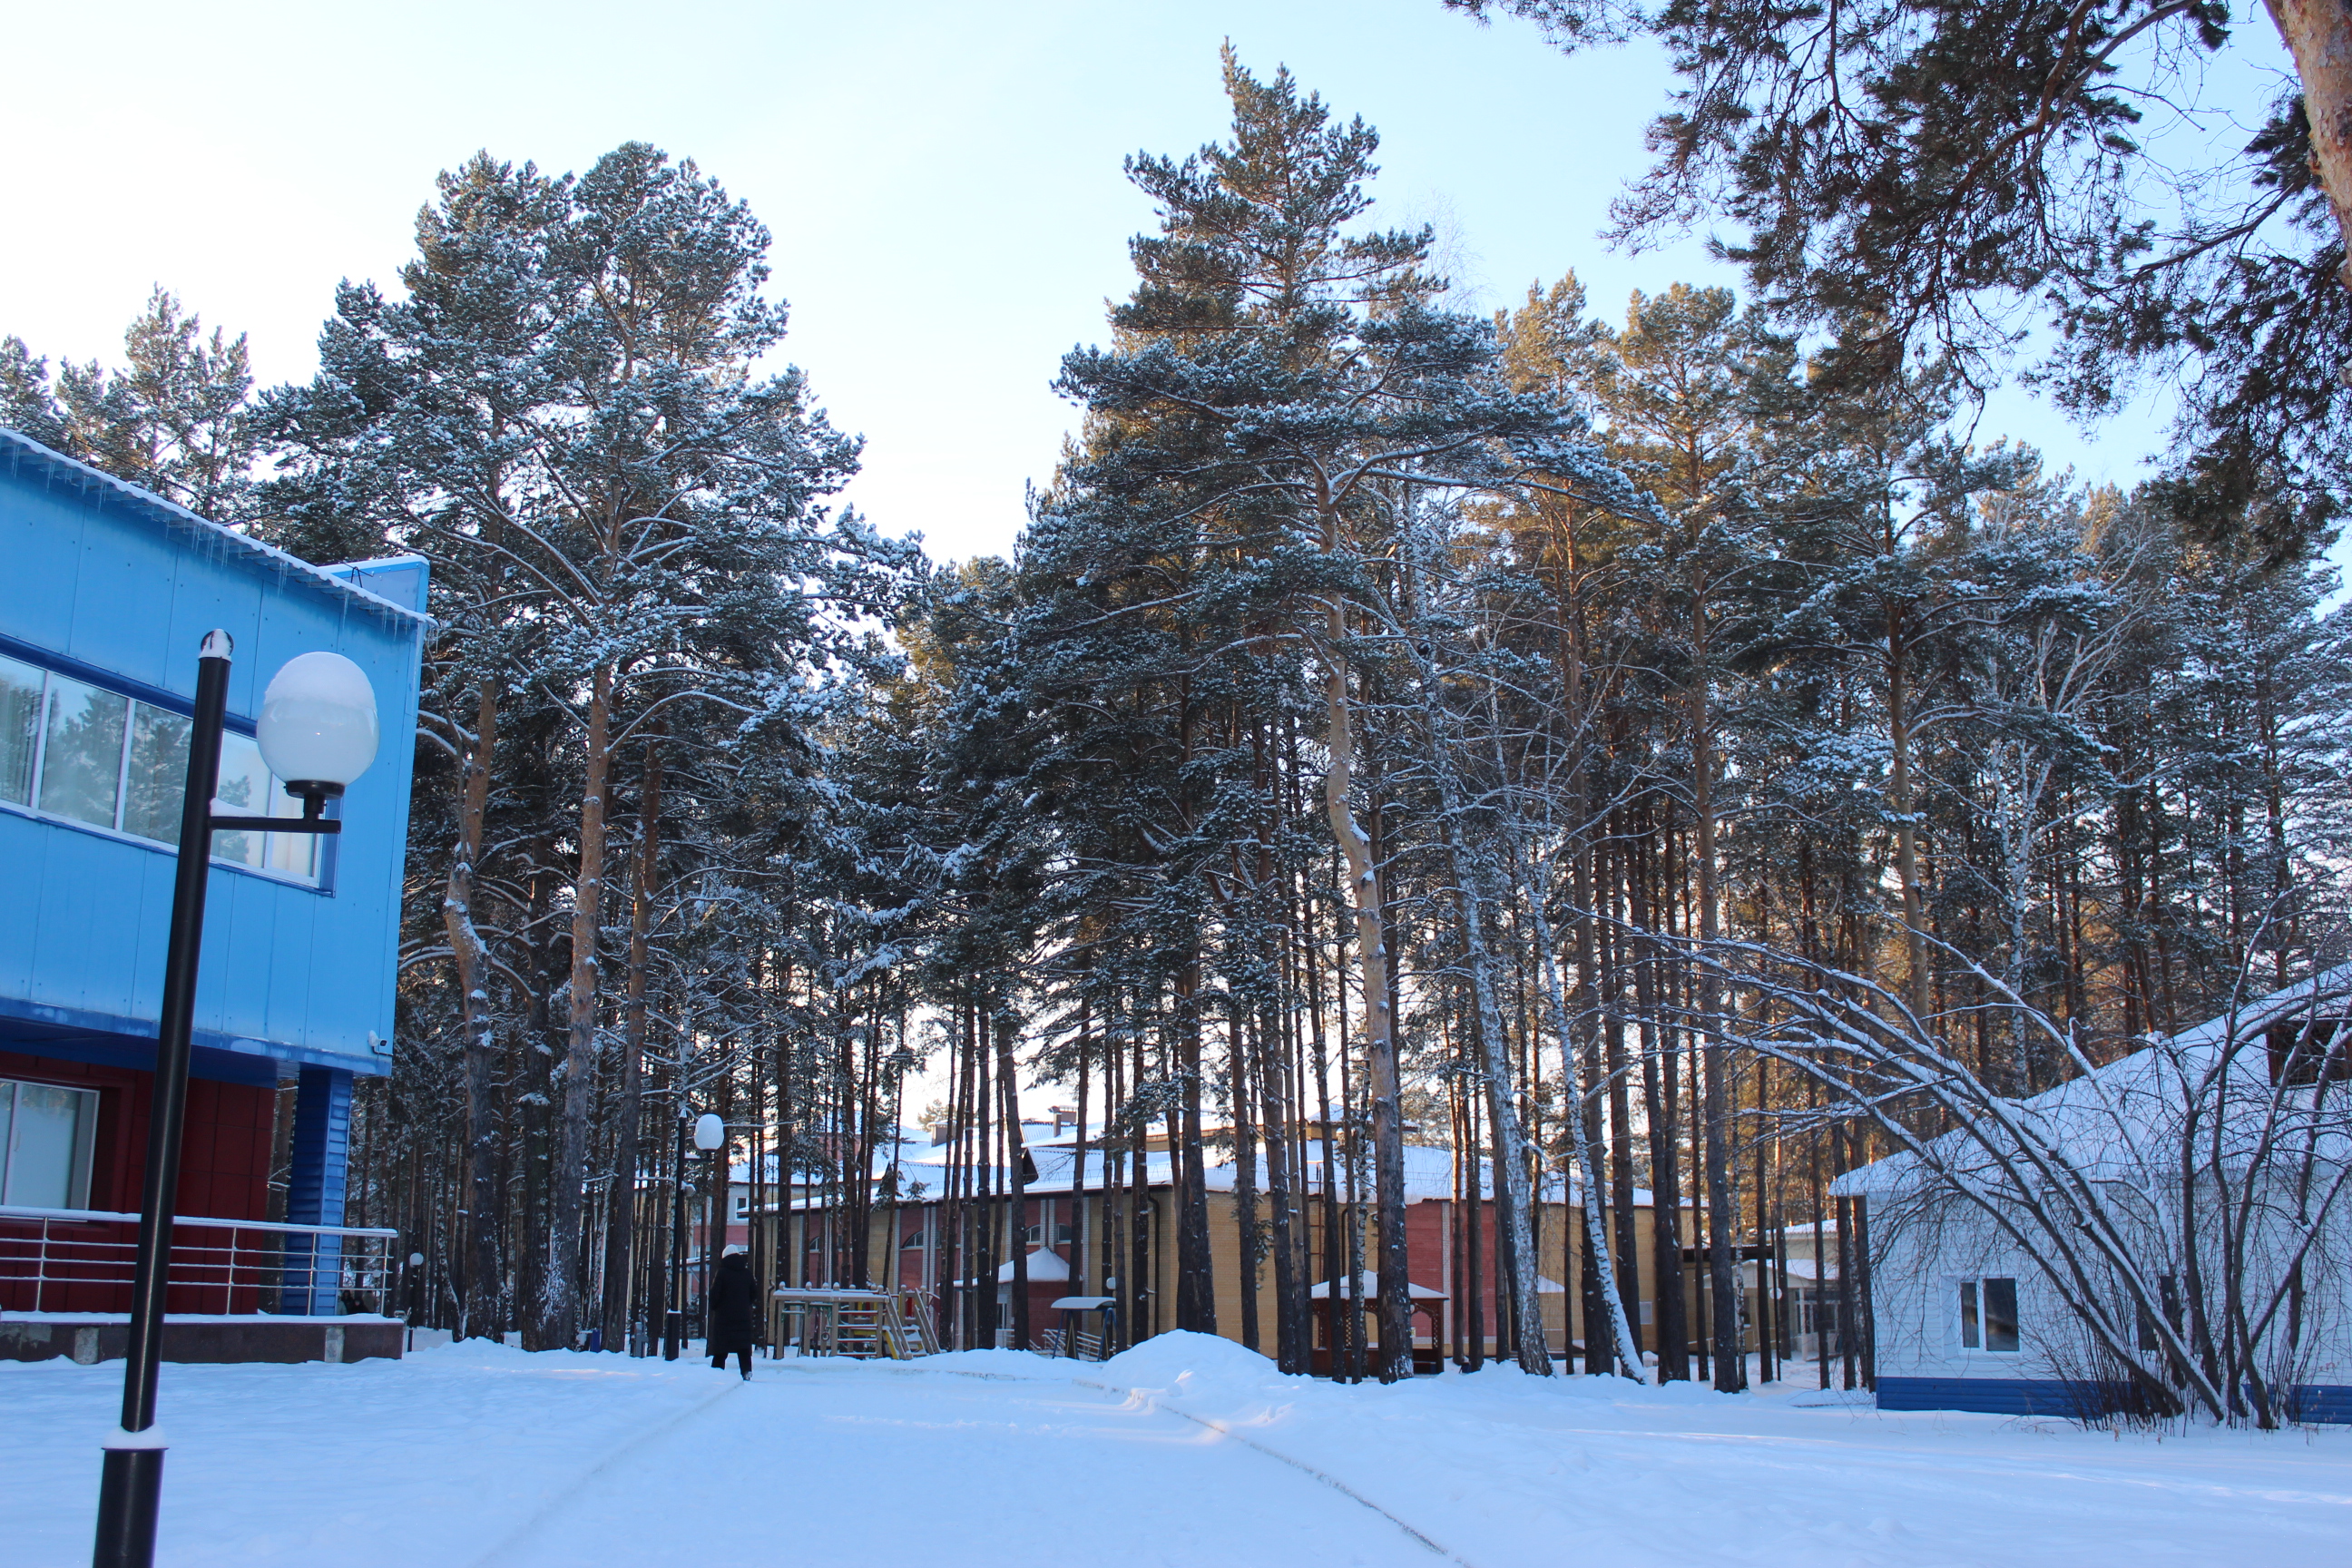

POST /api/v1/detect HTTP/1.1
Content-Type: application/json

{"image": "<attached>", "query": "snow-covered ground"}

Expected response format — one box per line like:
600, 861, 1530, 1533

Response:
4, 1334, 2346, 1566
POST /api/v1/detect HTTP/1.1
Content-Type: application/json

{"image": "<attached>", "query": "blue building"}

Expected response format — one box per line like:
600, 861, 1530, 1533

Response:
0, 428, 425, 1353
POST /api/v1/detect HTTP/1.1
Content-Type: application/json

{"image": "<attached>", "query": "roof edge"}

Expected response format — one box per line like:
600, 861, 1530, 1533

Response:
0, 426, 432, 632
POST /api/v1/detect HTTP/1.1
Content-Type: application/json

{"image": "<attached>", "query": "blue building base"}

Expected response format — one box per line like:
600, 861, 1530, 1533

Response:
1878, 1376, 2352, 1424
279, 1064, 353, 1315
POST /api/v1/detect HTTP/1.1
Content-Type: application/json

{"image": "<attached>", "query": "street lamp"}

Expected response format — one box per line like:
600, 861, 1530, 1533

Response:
693, 1113, 725, 1357
93, 632, 377, 1568
663, 1110, 689, 1360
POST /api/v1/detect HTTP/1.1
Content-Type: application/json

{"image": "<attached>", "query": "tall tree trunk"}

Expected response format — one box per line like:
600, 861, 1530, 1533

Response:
1172, 956, 1217, 1333
1429, 776, 1550, 1369
545, 662, 614, 1350
996, 1007, 1031, 1350
1515, 848, 1649, 1381
1886, 608, 1931, 1022
1321, 596, 1410, 1380
1631, 819, 1688, 1379
1258, 725, 1308, 1373
1602, 877, 1644, 1367
1259, 994, 1304, 1372
1579, 897, 1614, 1377
2269, 0, 2352, 291
599, 731, 662, 1351
1073, 994, 1093, 1302
1308, 899, 1343, 1377
1465, 1085, 1485, 1369
1233, 1004, 1263, 1354
1692, 590, 1744, 1392
446, 680, 501, 1342
973, 996, 997, 1344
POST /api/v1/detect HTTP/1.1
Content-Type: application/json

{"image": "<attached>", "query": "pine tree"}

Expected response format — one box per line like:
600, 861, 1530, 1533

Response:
4, 288, 258, 518
267, 142, 902, 1349
1037, 51, 1634, 1377
1451, 0, 2352, 551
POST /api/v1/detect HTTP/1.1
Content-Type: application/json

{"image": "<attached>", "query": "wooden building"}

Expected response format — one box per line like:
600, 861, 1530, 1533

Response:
762, 1125, 1798, 1369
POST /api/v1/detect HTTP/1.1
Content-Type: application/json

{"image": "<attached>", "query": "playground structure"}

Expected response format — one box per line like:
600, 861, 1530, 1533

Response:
769, 1286, 939, 1359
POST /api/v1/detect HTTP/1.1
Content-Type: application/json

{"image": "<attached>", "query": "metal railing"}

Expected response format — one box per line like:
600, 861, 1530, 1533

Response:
0, 1204, 398, 1317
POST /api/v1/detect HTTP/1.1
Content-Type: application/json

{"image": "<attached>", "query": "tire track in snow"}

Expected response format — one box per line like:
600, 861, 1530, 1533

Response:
933, 1366, 1477, 1567
1075, 1377, 1475, 1566
475, 1357, 1474, 1568
466, 1374, 743, 1568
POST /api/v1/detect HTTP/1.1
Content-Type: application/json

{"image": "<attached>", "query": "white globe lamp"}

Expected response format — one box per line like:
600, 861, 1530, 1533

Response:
693, 1112, 725, 1152
257, 652, 379, 812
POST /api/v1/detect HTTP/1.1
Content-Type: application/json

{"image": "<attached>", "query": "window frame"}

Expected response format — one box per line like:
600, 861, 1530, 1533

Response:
2268, 1017, 2350, 1087
0, 638, 335, 893
1956, 1274, 2022, 1355
0, 1076, 100, 1210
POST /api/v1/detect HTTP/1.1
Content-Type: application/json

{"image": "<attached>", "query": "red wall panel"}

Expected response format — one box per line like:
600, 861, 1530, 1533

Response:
0, 1051, 279, 1312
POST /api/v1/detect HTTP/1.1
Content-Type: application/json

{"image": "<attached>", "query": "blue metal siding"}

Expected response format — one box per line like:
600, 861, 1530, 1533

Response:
281, 1064, 353, 1313
0, 472, 85, 652
2285, 1385, 2352, 1424
1878, 1376, 2352, 1424
0, 436, 424, 1081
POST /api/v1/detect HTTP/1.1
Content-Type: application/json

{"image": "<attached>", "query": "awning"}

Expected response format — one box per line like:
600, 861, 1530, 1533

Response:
1049, 1296, 1114, 1311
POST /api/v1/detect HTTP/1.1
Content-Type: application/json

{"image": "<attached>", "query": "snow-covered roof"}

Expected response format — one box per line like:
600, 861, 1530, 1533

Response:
995, 1248, 1070, 1283
1832, 965, 2352, 1200
0, 426, 432, 631
1309, 1272, 1445, 1300
873, 1139, 1651, 1210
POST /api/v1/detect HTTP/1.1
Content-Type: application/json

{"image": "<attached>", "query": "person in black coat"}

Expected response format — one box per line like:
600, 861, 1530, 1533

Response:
708, 1245, 760, 1378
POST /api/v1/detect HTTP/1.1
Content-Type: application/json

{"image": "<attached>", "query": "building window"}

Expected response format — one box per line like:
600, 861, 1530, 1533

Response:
1022, 1222, 1074, 1247
2268, 1018, 2349, 1087
2134, 1275, 2181, 1351
1959, 1277, 2020, 1353
38, 673, 127, 828
0, 655, 41, 803
0, 652, 318, 885
1, 1077, 98, 1209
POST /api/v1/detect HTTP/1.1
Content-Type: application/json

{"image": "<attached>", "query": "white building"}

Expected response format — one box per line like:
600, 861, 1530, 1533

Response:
1837, 967, 2352, 1424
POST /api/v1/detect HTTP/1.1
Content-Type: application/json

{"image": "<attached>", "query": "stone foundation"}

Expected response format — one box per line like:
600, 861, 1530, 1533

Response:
0, 1315, 404, 1365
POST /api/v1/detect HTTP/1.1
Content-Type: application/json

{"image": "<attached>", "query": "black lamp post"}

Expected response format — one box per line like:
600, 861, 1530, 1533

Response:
93, 632, 378, 1568
663, 1112, 689, 1359
692, 1112, 725, 1356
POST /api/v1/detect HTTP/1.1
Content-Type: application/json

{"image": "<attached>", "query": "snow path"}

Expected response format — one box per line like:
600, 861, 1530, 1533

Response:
485, 1360, 1447, 1567
3, 1333, 2347, 1566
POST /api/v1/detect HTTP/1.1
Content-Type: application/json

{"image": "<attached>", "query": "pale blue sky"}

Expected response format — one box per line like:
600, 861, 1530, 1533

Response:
1, 1, 2296, 564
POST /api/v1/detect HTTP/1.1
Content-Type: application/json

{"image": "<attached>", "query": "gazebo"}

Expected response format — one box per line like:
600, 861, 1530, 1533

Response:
1309, 1271, 1446, 1375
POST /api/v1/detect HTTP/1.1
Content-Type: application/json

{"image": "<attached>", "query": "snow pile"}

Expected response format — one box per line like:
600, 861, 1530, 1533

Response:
1092, 1328, 1289, 1395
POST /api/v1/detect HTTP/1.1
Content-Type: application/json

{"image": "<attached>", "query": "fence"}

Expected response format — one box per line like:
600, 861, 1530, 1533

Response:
0, 1204, 397, 1316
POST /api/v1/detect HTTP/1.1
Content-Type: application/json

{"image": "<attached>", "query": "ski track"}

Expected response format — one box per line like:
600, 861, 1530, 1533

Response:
483, 1360, 1458, 1568
464, 1374, 747, 1568
1061, 1374, 1469, 1564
